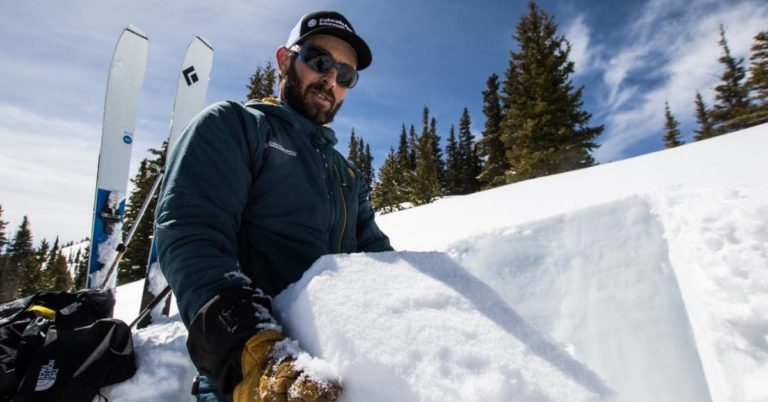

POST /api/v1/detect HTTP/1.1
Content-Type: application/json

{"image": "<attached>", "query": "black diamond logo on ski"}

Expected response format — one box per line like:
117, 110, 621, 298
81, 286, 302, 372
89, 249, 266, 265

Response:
183, 66, 199, 86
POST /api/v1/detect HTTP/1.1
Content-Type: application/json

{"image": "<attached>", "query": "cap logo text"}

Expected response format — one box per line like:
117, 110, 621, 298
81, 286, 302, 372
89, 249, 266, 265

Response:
318, 18, 352, 32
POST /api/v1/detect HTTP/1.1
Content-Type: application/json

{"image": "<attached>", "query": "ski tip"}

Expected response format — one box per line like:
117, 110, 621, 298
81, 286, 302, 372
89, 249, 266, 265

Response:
125, 24, 148, 40
195, 36, 213, 51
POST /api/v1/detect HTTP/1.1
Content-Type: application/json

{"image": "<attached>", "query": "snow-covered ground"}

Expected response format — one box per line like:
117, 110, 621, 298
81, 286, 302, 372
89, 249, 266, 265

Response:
107, 123, 768, 402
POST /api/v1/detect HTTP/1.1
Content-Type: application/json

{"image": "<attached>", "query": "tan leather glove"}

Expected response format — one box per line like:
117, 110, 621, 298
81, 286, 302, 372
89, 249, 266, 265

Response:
233, 330, 342, 402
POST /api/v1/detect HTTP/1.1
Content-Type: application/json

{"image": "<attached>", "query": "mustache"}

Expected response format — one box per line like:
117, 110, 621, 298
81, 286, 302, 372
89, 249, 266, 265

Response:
307, 82, 336, 104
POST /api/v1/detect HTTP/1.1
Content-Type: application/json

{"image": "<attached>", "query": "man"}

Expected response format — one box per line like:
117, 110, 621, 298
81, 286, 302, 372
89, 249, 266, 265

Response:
155, 10, 393, 402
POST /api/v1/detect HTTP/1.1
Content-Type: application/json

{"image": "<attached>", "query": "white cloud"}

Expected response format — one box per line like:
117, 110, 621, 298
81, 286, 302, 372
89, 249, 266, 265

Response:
564, 15, 593, 75
0, 104, 100, 243
592, 0, 768, 162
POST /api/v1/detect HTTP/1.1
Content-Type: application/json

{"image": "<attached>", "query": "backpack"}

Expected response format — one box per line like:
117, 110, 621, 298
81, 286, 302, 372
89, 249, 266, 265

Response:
0, 289, 136, 402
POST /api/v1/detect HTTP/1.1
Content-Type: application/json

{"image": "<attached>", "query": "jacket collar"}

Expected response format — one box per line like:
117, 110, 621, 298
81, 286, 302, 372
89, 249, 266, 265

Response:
245, 98, 338, 148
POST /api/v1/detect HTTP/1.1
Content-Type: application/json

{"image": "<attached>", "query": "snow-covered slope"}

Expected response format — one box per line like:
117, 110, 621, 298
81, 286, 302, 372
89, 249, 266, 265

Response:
59, 239, 89, 277
109, 123, 768, 402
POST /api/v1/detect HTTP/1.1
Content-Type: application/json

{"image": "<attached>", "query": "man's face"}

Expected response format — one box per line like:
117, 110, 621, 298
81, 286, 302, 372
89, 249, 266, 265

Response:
279, 34, 358, 125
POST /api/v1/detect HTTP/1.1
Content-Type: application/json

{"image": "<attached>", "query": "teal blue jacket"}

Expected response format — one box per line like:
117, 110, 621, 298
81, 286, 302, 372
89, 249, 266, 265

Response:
155, 100, 392, 327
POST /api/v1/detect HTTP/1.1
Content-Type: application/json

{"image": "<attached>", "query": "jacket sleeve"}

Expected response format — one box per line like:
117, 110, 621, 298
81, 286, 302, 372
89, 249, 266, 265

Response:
155, 101, 276, 393
355, 174, 394, 252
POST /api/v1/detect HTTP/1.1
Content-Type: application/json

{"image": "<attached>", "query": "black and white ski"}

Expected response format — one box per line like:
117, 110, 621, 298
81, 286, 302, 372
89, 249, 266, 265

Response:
86, 25, 149, 289
137, 36, 214, 327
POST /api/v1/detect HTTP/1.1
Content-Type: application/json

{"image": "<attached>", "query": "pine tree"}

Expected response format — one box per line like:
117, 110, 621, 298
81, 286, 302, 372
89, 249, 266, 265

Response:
746, 30, 768, 126
7, 216, 34, 264
693, 91, 716, 141
36, 238, 50, 274
408, 125, 418, 171
444, 125, 462, 195
40, 236, 71, 292
48, 236, 60, 267
361, 143, 375, 186
391, 125, 414, 208
2, 216, 34, 300
347, 129, 360, 166
357, 137, 366, 176
17, 256, 42, 298
246, 60, 278, 101
371, 148, 402, 213
430, 117, 446, 192
663, 102, 684, 148
120, 143, 167, 284
73, 242, 90, 290
421, 106, 430, 144
501, 1, 602, 182
407, 125, 419, 202
478, 74, 509, 189
710, 25, 752, 134
47, 254, 73, 292
396, 125, 410, 170
0, 204, 7, 252
347, 130, 375, 186
18, 235, 50, 297
412, 135, 442, 205
0, 205, 7, 301
458, 108, 481, 194
411, 107, 442, 205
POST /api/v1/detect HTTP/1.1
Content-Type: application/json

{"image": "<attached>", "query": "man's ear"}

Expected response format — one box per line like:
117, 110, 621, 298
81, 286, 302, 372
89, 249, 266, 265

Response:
276, 46, 292, 77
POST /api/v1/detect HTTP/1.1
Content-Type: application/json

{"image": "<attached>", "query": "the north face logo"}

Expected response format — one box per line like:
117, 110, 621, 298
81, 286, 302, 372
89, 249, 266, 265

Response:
59, 301, 81, 315
35, 359, 58, 391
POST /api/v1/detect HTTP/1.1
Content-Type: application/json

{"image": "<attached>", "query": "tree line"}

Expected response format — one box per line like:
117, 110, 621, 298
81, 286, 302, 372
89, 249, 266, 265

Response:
0, 206, 80, 302
663, 27, 768, 148
369, 1, 602, 212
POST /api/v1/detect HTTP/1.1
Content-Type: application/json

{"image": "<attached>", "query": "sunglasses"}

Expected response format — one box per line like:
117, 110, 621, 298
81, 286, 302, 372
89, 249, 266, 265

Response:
294, 44, 359, 89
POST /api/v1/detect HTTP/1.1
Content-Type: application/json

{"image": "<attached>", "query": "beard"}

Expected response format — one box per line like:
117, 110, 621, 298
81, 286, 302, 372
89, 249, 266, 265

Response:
282, 60, 343, 125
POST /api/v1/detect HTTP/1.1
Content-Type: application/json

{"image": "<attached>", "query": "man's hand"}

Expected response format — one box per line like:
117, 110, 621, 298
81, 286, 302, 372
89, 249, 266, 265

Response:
234, 330, 342, 402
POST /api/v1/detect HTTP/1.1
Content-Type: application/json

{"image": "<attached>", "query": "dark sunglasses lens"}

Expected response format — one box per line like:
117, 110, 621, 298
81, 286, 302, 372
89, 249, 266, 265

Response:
336, 65, 358, 88
306, 54, 334, 73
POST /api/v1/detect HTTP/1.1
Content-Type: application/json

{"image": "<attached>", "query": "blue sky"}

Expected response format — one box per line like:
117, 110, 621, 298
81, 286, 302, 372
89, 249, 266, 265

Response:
1, 0, 766, 244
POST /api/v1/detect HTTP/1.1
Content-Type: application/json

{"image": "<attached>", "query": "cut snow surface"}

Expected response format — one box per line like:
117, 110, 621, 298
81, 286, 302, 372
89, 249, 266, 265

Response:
446, 197, 710, 402
108, 123, 768, 402
274, 252, 612, 402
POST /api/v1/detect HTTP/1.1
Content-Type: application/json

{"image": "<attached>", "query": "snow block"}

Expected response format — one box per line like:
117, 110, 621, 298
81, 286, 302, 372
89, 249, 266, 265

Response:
450, 197, 713, 402
274, 251, 613, 402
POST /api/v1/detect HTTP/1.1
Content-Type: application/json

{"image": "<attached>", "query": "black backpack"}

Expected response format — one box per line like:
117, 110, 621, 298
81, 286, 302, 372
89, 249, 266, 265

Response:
0, 289, 137, 402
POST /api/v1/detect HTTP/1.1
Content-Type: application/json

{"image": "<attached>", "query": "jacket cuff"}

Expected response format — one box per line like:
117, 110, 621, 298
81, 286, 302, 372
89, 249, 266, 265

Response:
186, 287, 279, 394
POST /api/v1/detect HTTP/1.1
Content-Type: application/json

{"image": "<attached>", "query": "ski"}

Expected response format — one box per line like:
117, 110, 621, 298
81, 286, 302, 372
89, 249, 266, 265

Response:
86, 25, 149, 289
137, 36, 214, 328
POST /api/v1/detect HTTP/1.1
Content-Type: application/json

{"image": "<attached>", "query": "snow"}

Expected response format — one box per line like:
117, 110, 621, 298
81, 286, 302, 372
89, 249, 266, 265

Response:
274, 252, 611, 402
60, 240, 89, 278
107, 123, 768, 402
92, 221, 123, 289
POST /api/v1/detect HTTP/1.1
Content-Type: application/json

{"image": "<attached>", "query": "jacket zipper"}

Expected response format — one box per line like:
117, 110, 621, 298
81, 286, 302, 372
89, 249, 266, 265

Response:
334, 166, 348, 252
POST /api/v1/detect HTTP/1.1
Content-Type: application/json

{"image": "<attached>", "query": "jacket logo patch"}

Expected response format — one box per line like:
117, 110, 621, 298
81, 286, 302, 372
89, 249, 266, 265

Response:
265, 141, 297, 157
35, 360, 58, 391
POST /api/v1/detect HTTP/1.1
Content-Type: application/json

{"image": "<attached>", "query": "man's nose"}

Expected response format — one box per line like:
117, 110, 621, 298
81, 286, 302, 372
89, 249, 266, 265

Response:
321, 67, 337, 89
